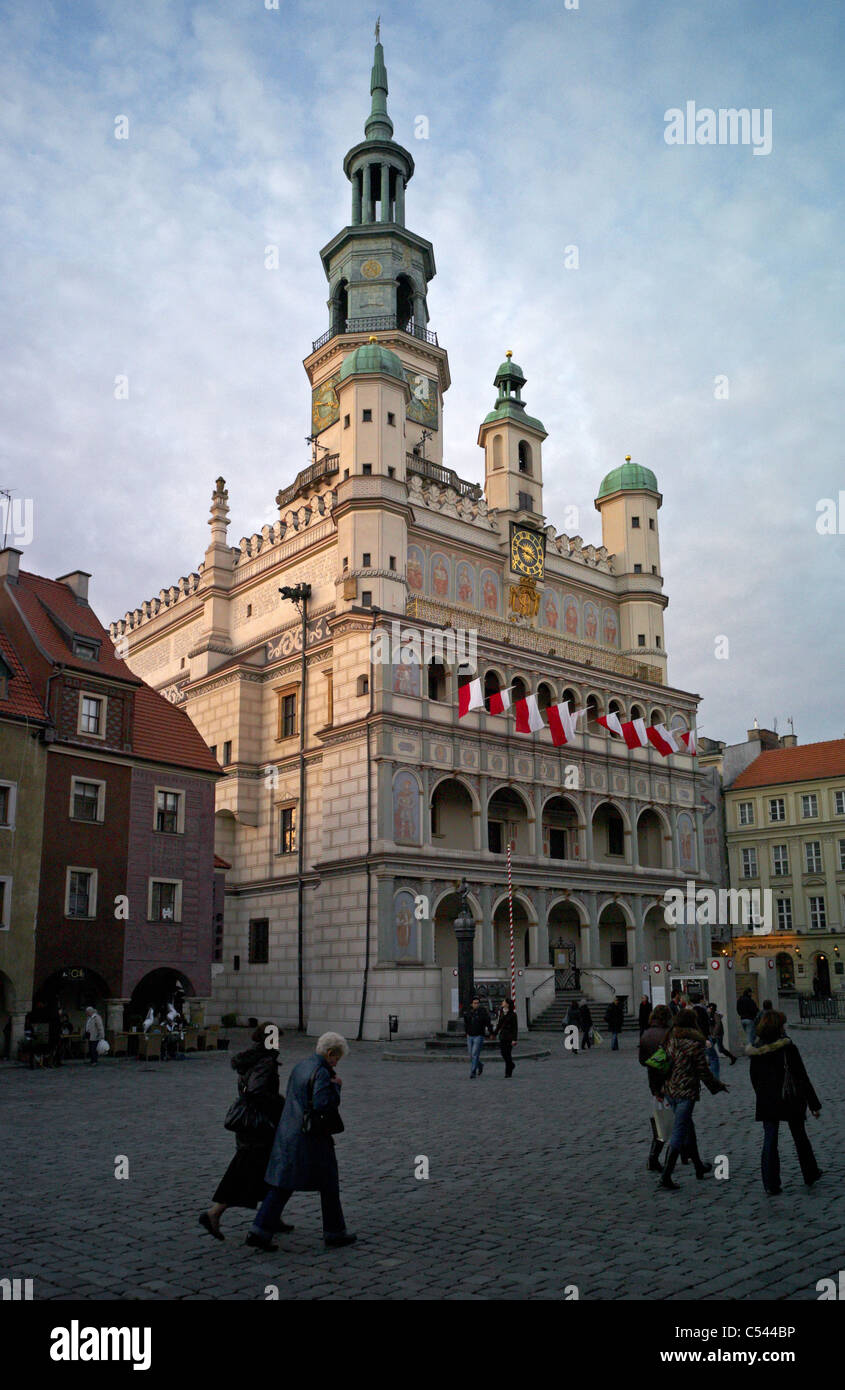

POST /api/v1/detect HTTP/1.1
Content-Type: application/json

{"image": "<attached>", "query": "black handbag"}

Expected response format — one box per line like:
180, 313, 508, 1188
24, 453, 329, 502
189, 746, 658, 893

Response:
781, 1046, 802, 1108
223, 1077, 277, 1135
301, 1069, 345, 1137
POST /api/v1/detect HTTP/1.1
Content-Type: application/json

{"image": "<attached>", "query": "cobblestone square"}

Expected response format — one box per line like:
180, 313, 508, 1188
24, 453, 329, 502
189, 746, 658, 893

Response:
0, 1028, 842, 1302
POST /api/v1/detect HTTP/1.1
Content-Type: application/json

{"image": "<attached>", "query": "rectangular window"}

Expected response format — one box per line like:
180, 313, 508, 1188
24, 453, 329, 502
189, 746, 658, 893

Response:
809, 896, 826, 930
649, 517, 655, 530
343, 414, 350, 429
362, 409, 372, 422
776, 898, 792, 931
835, 790, 845, 816
149, 879, 181, 922
738, 801, 754, 826
79, 693, 104, 736
769, 797, 785, 822
388, 466, 395, 478
741, 847, 758, 879
223, 740, 232, 765
488, 821, 503, 854
361, 590, 372, 607
67, 868, 96, 918
213, 912, 224, 963
517, 491, 534, 512
651, 565, 657, 574
280, 693, 296, 738
362, 463, 372, 475
631, 516, 640, 528
209, 745, 217, 762
655, 635, 662, 648
0, 877, 10, 929
607, 818, 624, 856
838, 839, 845, 872
387, 412, 395, 426
249, 918, 270, 965
772, 844, 790, 877
389, 555, 396, 570
805, 841, 822, 874
155, 789, 182, 834
633, 563, 642, 573
549, 827, 567, 860
71, 780, 104, 823
278, 805, 296, 855
0, 782, 15, 828
637, 634, 646, 647
73, 638, 99, 661
324, 670, 334, 727
801, 793, 819, 819
362, 552, 371, 567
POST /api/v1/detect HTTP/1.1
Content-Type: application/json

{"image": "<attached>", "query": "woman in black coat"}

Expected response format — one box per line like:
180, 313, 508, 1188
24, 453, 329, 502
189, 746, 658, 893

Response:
199, 1023, 284, 1240
578, 1001, 593, 1050
495, 998, 518, 1077
747, 1011, 823, 1196
639, 1004, 673, 1171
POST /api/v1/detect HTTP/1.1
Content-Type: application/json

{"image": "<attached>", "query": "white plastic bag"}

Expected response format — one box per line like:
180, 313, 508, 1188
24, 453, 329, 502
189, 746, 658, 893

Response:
96, 1039, 110, 1056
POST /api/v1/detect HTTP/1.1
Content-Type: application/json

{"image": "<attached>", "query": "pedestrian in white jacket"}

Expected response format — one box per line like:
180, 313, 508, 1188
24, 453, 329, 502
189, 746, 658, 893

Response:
84, 1007, 104, 1064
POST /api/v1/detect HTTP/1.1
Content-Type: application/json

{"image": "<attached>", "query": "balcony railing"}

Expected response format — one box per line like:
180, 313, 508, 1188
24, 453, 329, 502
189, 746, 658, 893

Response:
276, 455, 340, 511
406, 594, 662, 683
406, 453, 483, 500
312, 316, 439, 353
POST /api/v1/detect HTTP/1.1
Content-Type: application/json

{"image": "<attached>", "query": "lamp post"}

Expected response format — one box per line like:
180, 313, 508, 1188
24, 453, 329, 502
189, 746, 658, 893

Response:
279, 582, 312, 1032
453, 877, 476, 1017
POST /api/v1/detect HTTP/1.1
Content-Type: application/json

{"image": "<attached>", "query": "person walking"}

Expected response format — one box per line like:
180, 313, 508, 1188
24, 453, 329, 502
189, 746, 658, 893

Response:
746, 1011, 824, 1196
578, 1000, 593, 1051
495, 998, 518, 1077
604, 996, 624, 1051
565, 999, 581, 1052
247, 1033, 355, 1251
639, 1004, 673, 1172
200, 1023, 284, 1241
84, 1006, 104, 1064
638, 995, 652, 1035
463, 996, 492, 1078
658, 1008, 729, 1190
707, 1002, 736, 1064
737, 988, 758, 1045
669, 991, 682, 1017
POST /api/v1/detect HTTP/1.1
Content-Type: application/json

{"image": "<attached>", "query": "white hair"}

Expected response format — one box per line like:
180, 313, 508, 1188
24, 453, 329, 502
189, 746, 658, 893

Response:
316, 1031, 349, 1059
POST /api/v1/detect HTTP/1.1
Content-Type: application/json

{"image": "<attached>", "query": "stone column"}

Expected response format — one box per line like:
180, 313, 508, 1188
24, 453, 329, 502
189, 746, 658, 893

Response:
413, 291, 426, 327
584, 892, 600, 969
380, 163, 390, 222
630, 809, 640, 868
632, 896, 646, 963
395, 173, 405, 225
420, 877, 435, 963
105, 998, 128, 1032
453, 882, 476, 1012
365, 165, 376, 222
479, 775, 489, 855
352, 169, 362, 225
534, 886, 550, 968
9, 1010, 28, 1055
584, 800, 594, 864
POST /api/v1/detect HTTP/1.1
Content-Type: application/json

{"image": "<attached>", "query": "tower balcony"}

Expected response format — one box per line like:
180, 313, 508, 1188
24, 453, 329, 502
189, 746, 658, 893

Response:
311, 315, 439, 354
406, 453, 482, 500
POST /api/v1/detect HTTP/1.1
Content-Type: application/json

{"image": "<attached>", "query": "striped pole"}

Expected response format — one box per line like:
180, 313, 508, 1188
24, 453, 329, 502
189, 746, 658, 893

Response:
506, 840, 516, 1002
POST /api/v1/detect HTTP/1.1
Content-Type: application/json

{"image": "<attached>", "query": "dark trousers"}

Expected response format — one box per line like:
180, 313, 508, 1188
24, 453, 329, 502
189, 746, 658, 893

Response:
252, 1180, 346, 1240
87, 1040, 99, 1064
581, 1028, 592, 1050
761, 1117, 821, 1191
499, 1038, 515, 1076
610, 1031, 620, 1051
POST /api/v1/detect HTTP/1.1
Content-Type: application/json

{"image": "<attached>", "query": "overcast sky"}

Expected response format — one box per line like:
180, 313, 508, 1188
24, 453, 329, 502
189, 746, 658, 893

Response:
2, 0, 842, 746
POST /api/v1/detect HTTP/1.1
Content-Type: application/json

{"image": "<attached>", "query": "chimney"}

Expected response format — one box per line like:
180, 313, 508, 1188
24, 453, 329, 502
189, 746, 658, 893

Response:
747, 727, 779, 750
0, 548, 22, 584
57, 570, 91, 603
781, 733, 798, 748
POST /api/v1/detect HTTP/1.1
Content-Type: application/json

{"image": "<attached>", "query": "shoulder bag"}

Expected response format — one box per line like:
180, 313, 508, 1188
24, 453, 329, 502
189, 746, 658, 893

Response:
301, 1068, 345, 1137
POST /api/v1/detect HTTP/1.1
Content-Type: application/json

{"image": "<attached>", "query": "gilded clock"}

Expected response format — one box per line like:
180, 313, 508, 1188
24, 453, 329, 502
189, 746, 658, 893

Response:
361, 258, 382, 279
510, 525, 545, 580
311, 372, 340, 434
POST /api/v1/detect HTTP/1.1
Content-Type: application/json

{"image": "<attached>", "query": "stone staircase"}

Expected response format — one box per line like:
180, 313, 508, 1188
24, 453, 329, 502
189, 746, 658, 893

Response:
528, 989, 640, 1035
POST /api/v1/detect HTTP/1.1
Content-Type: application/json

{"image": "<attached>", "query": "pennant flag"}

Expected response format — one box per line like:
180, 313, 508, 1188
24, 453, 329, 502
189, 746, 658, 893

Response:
598, 712, 624, 739
679, 729, 697, 756
646, 722, 680, 757
488, 687, 512, 716
458, 678, 484, 718
620, 718, 649, 750
514, 694, 545, 734
547, 700, 585, 747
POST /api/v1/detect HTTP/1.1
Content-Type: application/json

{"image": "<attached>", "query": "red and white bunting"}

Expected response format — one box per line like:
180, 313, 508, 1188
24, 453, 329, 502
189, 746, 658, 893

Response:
458, 677, 484, 718
620, 717, 650, 750
598, 712, 624, 739
547, 700, 585, 747
488, 687, 512, 716
679, 729, 697, 756
646, 722, 680, 757
514, 693, 545, 734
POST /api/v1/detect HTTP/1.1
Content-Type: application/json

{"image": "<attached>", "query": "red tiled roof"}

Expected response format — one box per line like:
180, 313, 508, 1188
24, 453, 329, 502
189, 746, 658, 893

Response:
131, 684, 222, 775
731, 740, 845, 790
13, 571, 141, 683
214, 854, 231, 870
0, 624, 46, 722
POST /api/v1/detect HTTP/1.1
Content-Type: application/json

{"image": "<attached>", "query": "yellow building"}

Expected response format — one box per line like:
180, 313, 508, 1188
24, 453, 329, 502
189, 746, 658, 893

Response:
726, 739, 845, 997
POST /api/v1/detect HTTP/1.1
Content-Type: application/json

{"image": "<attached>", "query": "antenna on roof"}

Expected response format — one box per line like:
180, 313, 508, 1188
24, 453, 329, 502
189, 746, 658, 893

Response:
0, 488, 13, 550
773, 717, 778, 733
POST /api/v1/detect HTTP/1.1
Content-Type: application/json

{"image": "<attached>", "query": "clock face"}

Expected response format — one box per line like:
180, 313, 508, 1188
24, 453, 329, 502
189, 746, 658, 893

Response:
510, 526, 545, 579
311, 373, 340, 434
361, 259, 382, 279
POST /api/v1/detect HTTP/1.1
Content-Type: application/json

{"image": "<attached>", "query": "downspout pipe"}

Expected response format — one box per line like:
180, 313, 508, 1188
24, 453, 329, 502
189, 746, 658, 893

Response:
357, 608, 378, 1041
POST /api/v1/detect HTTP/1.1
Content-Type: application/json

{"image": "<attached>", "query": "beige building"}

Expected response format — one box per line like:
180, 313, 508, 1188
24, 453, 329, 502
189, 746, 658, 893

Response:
726, 739, 845, 998
110, 36, 710, 1037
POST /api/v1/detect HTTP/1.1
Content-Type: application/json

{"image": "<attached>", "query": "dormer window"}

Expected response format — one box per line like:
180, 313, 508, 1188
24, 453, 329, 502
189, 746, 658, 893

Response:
73, 638, 99, 661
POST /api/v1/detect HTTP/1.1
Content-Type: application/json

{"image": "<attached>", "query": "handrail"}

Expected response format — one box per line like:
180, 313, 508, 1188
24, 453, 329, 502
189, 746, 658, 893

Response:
406, 453, 483, 500
531, 972, 555, 998
312, 316, 439, 353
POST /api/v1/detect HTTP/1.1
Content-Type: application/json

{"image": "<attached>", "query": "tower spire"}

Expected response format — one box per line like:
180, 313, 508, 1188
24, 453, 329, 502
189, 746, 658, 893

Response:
365, 23, 393, 141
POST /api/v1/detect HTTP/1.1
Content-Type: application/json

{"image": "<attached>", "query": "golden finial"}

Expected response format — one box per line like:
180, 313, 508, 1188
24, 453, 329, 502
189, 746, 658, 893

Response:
368, 335, 378, 343
625, 454, 631, 462
506, 350, 513, 359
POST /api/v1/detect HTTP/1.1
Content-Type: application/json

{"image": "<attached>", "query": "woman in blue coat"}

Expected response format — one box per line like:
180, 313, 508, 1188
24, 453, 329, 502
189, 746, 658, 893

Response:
246, 1032, 356, 1251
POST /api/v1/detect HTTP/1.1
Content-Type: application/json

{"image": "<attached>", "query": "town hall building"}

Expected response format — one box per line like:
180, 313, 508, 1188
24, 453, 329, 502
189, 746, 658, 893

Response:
111, 34, 710, 1038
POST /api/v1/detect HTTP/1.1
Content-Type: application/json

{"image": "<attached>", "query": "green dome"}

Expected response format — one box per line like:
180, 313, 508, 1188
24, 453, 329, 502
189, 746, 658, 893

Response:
597, 460, 659, 499
338, 339, 406, 384
494, 353, 526, 384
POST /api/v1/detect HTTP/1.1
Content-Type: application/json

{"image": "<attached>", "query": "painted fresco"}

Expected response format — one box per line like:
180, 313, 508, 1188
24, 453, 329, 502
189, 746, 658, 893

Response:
602, 607, 619, 647
563, 594, 579, 636
404, 369, 439, 430
583, 601, 599, 641
393, 770, 422, 843
480, 568, 501, 614
406, 545, 424, 593
392, 889, 419, 960
430, 552, 451, 599
392, 658, 421, 697
456, 561, 476, 606
542, 589, 559, 631
677, 812, 697, 872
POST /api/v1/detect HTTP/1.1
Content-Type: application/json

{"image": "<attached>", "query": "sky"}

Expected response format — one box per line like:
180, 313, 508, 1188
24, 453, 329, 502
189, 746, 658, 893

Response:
1, 0, 842, 746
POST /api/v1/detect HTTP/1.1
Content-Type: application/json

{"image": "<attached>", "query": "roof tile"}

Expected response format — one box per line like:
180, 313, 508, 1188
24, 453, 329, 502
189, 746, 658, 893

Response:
731, 740, 845, 790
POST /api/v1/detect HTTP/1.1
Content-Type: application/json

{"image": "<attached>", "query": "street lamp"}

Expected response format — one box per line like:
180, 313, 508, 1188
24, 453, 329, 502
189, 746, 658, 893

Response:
279, 582, 312, 1031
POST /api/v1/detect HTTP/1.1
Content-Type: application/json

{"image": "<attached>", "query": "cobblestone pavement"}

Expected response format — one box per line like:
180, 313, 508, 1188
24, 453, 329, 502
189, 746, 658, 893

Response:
1, 1028, 842, 1301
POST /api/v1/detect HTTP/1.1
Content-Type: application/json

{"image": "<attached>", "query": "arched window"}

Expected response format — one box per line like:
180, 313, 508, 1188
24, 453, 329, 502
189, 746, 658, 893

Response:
484, 670, 502, 700
512, 676, 528, 704
630, 703, 644, 722
427, 659, 447, 702
585, 693, 602, 732
537, 682, 554, 712
492, 434, 504, 470
332, 279, 348, 334
518, 440, 533, 475
397, 274, 414, 330
562, 687, 578, 710
650, 707, 666, 726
